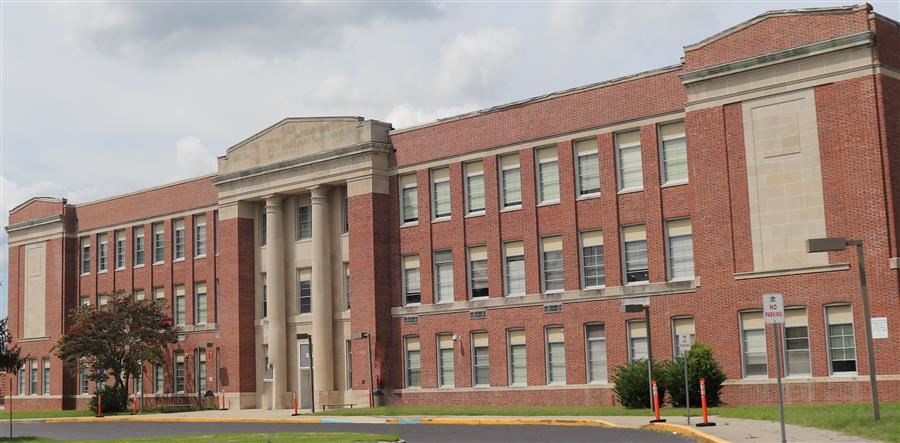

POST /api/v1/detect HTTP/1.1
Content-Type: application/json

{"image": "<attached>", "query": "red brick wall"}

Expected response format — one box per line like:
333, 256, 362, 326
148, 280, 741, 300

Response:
8, 199, 65, 225
684, 7, 870, 71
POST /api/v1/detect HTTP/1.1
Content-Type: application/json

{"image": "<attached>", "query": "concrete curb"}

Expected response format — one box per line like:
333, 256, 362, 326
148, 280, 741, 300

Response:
644, 422, 730, 443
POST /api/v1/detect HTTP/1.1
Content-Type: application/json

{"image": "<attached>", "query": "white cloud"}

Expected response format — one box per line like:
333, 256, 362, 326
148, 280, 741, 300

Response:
384, 103, 482, 130
174, 137, 218, 180
437, 29, 521, 97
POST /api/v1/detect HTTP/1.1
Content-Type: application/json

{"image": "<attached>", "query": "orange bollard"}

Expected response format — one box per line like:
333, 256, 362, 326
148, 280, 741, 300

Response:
132, 394, 137, 415
219, 390, 228, 411
97, 394, 104, 418
291, 392, 301, 416
649, 380, 666, 423
696, 377, 717, 427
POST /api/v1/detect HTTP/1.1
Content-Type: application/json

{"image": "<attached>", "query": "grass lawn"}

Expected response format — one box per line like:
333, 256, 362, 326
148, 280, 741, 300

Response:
1, 409, 97, 419
715, 402, 900, 443
4, 433, 399, 443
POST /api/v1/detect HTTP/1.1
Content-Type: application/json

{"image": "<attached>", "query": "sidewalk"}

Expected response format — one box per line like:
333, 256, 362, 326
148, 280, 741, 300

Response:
42, 409, 876, 443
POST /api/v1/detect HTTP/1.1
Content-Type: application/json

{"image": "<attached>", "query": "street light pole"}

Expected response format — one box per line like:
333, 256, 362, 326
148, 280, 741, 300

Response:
807, 237, 880, 421
353, 332, 374, 408
625, 303, 654, 411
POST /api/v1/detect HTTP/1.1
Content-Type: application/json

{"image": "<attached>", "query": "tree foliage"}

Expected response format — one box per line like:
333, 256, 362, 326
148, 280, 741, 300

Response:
660, 343, 727, 407
0, 317, 26, 374
611, 359, 671, 408
54, 291, 178, 405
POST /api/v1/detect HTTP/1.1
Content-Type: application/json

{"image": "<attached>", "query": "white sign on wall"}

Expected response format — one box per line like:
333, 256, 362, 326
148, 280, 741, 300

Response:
763, 293, 784, 324
871, 317, 889, 339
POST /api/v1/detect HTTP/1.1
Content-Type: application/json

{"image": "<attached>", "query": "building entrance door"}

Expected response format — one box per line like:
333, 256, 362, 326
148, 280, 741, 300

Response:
298, 342, 312, 409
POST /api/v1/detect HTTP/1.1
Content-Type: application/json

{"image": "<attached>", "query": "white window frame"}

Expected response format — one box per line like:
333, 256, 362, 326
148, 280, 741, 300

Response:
671, 316, 696, 357
499, 154, 522, 210
535, 147, 560, 205
468, 246, 489, 299
80, 237, 91, 275
503, 241, 525, 297
783, 307, 811, 377
437, 333, 455, 388
574, 138, 601, 197
471, 331, 490, 387
616, 130, 643, 192
133, 227, 145, 267
665, 218, 694, 282
545, 326, 566, 385
400, 174, 419, 225
658, 121, 688, 186
404, 336, 421, 388
580, 231, 606, 289
98, 234, 108, 272
622, 224, 649, 285
540, 236, 564, 294
174, 285, 186, 327
825, 304, 857, 376
433, 250, 454, 304
298, 268, 312, 314
431, 168, 451, 221
465, 161, 486, 216
627, 319, 648, 362
173, 219, 185, 261
507, 329, 527, 386
402, 255, 421, 306
194, 214, 207, 257
194, 282, 207, 325
152, 223, 165, 264
585, 323, 608, 383
297, 202, 312, 240
739, 311, 768, 378
115, 230, 126, 270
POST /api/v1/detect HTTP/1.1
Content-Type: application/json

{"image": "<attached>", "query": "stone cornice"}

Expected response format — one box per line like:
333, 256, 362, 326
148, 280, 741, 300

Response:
680, 31, 875, 84
5, 214, 63, 233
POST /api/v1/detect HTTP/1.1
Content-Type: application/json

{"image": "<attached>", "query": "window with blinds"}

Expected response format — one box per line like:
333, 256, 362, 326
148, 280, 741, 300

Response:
507, 329, 527, 386
659, 121, 688, 184
472, 332, 490, 386
575, 139, 600, 196
466, 161, 485, 214
499, 154, 522, 208
469, 246, 489, 298
98, 233, 108, 272
581, 231, 605, 288
504, 241, 525, 296
403, 256, 421, 305
536, 147, 560, 203
115, 230, 126, 269
431, 168, 451, 219
194, 214, 207, 256
586, 324, 608, 383
785, 308, 811, 376
400, 174, 419, 224
194, 282, 207, 325
541, 236, 564, 292
826, 305, 856, 374
297, 200, 312, 240
298, 268, 312, 314
153, 223, 165, 263
174, 285, 186, 326
173, 219, 185, 260
623, 225, 648, 284
740, 311, 768, 377
628, 320, 648, 362
438, 334, 455, 388
433, 251, 453, 304
666, 219, 694, 281
616, 130, 643, 191
672, 317, 696, 356
545, 326, 566, 384
134, 226, 145, 266
405, 336, 421, 388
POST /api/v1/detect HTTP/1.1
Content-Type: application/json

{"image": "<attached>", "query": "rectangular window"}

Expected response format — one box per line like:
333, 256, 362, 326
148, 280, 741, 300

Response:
153, 287, 165, 303
154, 364, 164, 393
826, 305, 857, 374
433, 251, 454, 304
586, 324, 608, 383
403, 256, 421, 305
98, 294, 110, 307
153, 223, 165, 263
405, 336, 421, 388
115, 230, 126, 269
499, 154, 521, 208
174, 285, 186, 326
660, 121, 687, 184
173, 219, 185, 260
214, 210, 220, 255
785, 308, 811, 376
465, 161, 485, 214
469, 246, 489, 299
194, 283, 207, 325
30, 360, 38, 395
174, 352, 185, 393
623, 225, 649, 284
260, 208, 267, 246
42, 358, 50, 395
134, 226, 145, 266
134, 363, 142, 394
545, 326, 566, 384
343, 262, 350, 310
400, 174, 419, 224
261, 274, 267, 318
472, 332, 489, 386
298, 268, 312, 314
197, 349, 207, 394
194, 214, 207, 257
666, 219, 694, 281
575, 139, 600, 196
18, 363, 25, 395
79, 295, 90, 307
346, 340, 353, 390
504, 241, 525, 296
134, 289, 145, 301
541, 236, 564, 292
740, 311, 768, 377
297, 202, 312, 240
616, 130, 643, 191
672, 317, 696, 357
581, 231, 606, 288
341, 189, 349, 234
536, 147, 560, 203
437, 334, 455, 388
79, 363, 90, 394
628, 320, 648, 362
431, 168, 451, 219
507, 329, 527, 386
98, 234, 108, 272
80, 237, 90, 274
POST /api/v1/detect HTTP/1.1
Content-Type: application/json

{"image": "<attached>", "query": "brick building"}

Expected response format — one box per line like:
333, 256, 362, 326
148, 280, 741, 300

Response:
5, 4, 900, 410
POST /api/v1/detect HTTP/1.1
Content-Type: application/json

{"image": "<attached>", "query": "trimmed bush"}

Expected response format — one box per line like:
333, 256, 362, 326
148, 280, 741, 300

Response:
660, 343, 727, 407
90, 384, 129, 413
611, 359, 671, 409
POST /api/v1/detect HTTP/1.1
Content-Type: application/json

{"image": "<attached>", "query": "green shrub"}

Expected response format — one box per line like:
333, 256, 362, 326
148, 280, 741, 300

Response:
661, 343, 727, 407
90, 384, 129, 413
611, 359, 671, 408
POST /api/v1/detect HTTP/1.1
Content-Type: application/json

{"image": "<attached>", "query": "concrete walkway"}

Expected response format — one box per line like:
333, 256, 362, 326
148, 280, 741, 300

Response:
43, 409, 876, 443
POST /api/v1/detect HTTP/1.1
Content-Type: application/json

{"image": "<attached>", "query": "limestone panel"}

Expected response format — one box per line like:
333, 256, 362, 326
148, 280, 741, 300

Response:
742, 89, 828, 271
23, 242, 47, 338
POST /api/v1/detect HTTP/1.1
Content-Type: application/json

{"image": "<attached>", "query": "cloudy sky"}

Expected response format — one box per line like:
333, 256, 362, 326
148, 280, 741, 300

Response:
1, 1, 898, 316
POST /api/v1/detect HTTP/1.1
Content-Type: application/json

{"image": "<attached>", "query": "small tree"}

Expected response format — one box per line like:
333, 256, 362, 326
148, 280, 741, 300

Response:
611, 359, 671, 409
661, 343, 727, 407
1, 317, 26, 438
54, 291, 178, 412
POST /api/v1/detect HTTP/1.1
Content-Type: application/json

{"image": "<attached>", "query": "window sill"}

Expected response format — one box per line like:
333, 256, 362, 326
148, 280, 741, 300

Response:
618, 187, 643, 195
505, 293, 526, 298
472, 384, 490, 389
400, 221, 419, 228
508, 383, 527, 388
153, 261, 165, 266
195, 254, 207, 260
431, 216, 451, 224
470, 296, 489, 301
668, 277, 694, 283
134, 264, 145, 269
295, 238, 312, 244
80, 272, 90, 277
404, 303, 422, 307
542, 289, 565, 295
583, 285, 606, 291
465, 211, 485, 219
500, 205, 522, 213
115, 267, 126, 272
625, 281, 650, 287
661, 180, 689, 189
173, 258, 185, 263
536, 200, 560, 208
576, 193, 602, 201
97, 270, 108, 275
438, 385, 455, 389
829, 372, 858, 377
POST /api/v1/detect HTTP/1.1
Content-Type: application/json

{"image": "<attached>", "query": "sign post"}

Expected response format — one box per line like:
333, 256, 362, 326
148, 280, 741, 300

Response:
679, 334, 692, 425
763, 293, 787, 443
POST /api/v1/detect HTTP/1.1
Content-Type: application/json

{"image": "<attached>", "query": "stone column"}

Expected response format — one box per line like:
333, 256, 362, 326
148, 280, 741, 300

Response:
264, 195, 288, 409
310, 186, 334, 397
